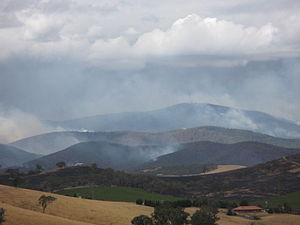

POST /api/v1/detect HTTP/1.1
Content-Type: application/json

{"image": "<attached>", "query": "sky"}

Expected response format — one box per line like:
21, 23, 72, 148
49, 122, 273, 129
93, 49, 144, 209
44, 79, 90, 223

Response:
0, 0, 300, 142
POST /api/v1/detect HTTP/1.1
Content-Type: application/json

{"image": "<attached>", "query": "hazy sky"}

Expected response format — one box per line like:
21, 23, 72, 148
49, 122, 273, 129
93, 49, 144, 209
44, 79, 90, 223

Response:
0, 0, 300, 141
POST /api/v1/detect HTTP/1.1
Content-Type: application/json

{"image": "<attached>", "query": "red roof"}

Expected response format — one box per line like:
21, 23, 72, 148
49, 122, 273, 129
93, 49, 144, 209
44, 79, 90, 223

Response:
233, 206, 263, 211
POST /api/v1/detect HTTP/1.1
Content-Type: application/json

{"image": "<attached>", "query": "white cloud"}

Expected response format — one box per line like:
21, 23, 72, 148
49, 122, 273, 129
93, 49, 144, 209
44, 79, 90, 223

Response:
0, 1, 299, 69
134, 14, 277, 56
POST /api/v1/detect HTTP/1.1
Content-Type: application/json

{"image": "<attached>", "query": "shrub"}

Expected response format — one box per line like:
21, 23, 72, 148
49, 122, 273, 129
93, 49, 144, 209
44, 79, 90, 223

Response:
131, 215, 153, 225
136, 199, 143, 205
0, 208, 5, 225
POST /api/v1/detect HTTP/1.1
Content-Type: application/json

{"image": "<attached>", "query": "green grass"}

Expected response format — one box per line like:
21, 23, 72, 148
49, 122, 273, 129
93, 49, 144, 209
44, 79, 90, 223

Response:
56, 186, 182, 203
252, 191, 300, 209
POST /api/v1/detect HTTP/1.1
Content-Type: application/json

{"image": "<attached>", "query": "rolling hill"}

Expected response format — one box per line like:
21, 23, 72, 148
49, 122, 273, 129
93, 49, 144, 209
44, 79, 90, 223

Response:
0, 144, 40, 168
23, 140, 300, 171
23, 141, 171, 170
163, 153, 300, 200
1, 184, 299, 225
11, 126, 300, 155
1, 153, 300, 201
140, 141, 300, 168
47, 103, 300, 138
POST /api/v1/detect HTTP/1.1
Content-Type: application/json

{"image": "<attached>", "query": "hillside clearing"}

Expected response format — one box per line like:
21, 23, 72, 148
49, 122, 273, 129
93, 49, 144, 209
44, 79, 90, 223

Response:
157, 165, 246, 177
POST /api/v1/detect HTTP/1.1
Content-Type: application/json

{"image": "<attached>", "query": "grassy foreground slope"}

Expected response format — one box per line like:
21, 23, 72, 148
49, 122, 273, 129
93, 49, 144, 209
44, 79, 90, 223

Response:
0, 202, 92, 225
57, 186, 181, 202
0, 184, 152, 225
0, 185, 299, 225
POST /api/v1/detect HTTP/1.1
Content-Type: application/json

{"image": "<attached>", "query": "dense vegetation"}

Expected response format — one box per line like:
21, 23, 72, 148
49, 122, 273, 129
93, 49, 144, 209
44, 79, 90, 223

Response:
0, 166, 184, 196
131, 205, 218, 225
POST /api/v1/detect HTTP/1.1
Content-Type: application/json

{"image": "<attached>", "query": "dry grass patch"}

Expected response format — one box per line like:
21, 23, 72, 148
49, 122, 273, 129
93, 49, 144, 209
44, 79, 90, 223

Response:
0, 202, 93, 225
0, 185, 152, 225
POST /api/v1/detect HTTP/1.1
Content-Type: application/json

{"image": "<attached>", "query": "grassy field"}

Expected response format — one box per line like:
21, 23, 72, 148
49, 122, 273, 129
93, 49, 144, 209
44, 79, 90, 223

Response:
56, 186, 182, 202
0, 184, 299, 225
253, 191, 300, 209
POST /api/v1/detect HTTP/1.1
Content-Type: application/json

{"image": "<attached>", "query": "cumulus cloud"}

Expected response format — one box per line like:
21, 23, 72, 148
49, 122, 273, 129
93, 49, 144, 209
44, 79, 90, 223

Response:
0, 4, 298, 69
134, 15, 277, 56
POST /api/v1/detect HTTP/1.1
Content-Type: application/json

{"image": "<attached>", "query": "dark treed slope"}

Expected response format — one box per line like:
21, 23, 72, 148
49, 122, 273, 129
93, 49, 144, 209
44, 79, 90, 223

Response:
11, 126, 300, 155
47, 103, 300, 138
163, 153, 300, 200
23, 141, 173, 170
0, 144, 40, 168
0, 166, 184, 196
1, 154, 299, 200
139, 141, 300, 168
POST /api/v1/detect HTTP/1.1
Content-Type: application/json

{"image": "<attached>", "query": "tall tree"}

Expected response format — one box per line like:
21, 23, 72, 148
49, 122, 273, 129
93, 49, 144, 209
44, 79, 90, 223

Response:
190, 207, 219, 225
0, 208, 5, 225
36, 164, 43, 173
38, 195, 56, 213
56, 161, 66, 168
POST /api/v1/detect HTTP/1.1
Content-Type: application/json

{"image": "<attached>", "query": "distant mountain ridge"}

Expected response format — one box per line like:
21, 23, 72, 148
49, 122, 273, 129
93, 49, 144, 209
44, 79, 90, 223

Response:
0, 144, 40, 168
24, 140, 300, 171
48, 103, 300, 138
140, 141, 300, 168
11, 126, 300, 155
23, 141, 173, 170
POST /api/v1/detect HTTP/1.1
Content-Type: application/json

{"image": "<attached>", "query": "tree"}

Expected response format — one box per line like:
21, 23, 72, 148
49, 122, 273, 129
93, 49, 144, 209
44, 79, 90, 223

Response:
91, 163, 97, 169
7, 168, 22, 187
36, 164, 43, 173
131, 215, 153, 225
0, 208, 5, 225
136, 199, 143, 205
239, 200, 249, 206
190, 207, 219, 225
56, 161, 66, 168
38, 195, 56, 213
152, 206, 189, 225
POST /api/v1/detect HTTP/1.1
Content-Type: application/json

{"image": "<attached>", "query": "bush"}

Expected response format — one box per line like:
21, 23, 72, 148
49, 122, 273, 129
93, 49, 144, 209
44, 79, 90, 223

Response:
239, 200, 249, 206
144, 200, 160, 207
172, 200, 192, 208
0, 208, 5, 225
131, 215, 153, 225
136, 199, 143, 205
226, 209, 236, 216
